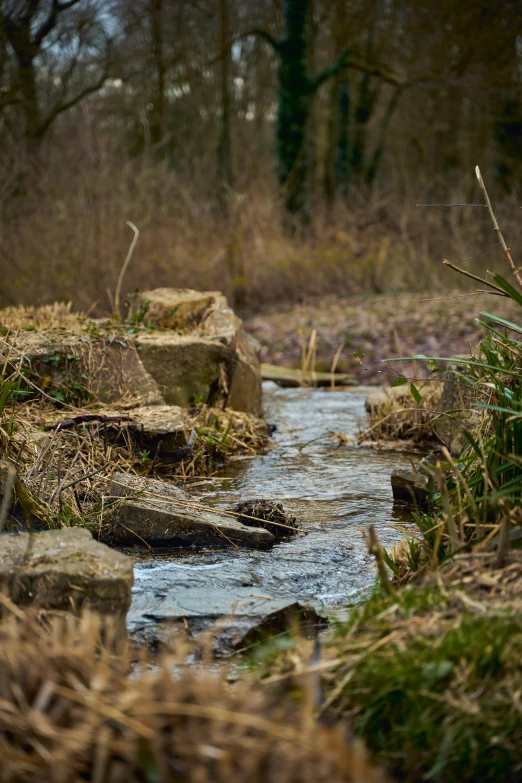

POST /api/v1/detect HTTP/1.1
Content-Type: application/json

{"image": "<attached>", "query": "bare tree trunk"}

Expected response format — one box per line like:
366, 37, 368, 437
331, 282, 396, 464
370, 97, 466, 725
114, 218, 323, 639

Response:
324, 0, 350, 206
218, 0, 234, 193
149, 0, 166, 148
3, 17, 41, 154
218, 0, 244, 308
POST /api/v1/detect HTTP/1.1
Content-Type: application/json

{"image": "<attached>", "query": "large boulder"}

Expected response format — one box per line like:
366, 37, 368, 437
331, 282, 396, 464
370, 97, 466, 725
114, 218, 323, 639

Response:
105, 473, 274, 550
4, 329, 163, 408
129, 289, 262, 416
0, 528, 133, 617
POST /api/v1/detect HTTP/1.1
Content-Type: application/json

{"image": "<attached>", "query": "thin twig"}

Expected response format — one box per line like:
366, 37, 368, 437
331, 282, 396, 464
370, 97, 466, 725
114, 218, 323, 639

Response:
475, 165, 522, 290
442, 260, 508, 296
416, 203, 486, 208
114, 221, 140, 320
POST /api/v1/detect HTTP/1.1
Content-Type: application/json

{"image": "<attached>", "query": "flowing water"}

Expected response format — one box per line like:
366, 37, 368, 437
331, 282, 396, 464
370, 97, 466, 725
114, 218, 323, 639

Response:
128, 385, 417, 642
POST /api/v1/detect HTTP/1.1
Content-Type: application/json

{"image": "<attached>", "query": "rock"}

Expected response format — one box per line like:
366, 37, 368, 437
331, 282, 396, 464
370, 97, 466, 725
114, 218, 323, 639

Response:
227, 328, 263, 415
109, 472, 187, 501
391, 467, 432, 508
118, 404, 188, 454
129, 289, 262, 416
135, 332, 229, 406
127, 288, 222, 331
127, 573, 326, 656
45, 404, 190, 457
261, 363, 356, 388
233, 602, 325, 651
0, 528, 133, 617
434, 361, 476, 455
5, 330, 163, 408
105, 473, 274, 550
232, 498, 298, 538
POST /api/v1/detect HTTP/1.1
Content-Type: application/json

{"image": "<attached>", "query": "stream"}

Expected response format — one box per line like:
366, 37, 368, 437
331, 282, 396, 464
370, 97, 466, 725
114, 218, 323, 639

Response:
127, 384, 416, 648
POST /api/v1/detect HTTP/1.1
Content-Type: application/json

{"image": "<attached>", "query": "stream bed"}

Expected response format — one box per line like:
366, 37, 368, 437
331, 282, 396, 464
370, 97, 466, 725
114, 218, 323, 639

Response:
127, 384, 417, 650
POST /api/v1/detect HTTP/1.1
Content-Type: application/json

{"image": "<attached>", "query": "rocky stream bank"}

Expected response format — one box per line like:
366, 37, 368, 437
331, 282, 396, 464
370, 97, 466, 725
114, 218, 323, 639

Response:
2, 290, 518, 783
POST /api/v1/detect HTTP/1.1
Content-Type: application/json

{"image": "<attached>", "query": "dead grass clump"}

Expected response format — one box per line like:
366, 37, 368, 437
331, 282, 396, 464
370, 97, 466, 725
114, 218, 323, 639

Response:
232, 499, 298, 538
0, 605, 392, 783
0, 302, 86, 333
0, 392, 270, 533
359, 382, 443, 445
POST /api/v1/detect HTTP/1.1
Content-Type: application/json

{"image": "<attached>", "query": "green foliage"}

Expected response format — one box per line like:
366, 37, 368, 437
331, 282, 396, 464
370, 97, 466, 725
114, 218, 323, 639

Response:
328, 586, 522, 783
409, 381, 422, 404
403, 274, 522, 555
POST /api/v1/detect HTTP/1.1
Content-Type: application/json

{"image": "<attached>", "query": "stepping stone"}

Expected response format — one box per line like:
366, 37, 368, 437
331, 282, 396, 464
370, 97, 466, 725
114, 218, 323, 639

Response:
105, 473, 274, 550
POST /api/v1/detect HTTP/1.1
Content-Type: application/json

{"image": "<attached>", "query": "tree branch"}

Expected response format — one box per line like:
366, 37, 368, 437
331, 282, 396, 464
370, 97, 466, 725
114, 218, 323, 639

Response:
313, 46, 350, 90
36, 55, 111, 138
34, 0, 82, 47
313, 48, 405, 91
239, 28, 283, 54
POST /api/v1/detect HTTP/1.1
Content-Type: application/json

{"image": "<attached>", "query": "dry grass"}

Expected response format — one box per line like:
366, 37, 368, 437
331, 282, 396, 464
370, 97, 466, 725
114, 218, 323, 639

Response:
0, 602, 393, 783
0, 302, 87, 333
358, 382, 443, 445
0, 329, 269, 532
2, 140, 520, 317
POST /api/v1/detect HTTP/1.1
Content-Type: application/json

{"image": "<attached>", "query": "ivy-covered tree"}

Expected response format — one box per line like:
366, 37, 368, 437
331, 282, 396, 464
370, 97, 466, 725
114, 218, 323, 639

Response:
252, 0, 402, 232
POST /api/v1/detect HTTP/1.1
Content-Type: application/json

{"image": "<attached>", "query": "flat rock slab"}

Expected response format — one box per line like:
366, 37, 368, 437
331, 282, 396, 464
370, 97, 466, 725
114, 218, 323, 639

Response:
391, 467, 432, 508
46, 404, 189, 456
261, 363, 356, 388
0, 528, 133, 615
128, 569, 325, 655
5, 330, 163, 408
106, 473, 274, 550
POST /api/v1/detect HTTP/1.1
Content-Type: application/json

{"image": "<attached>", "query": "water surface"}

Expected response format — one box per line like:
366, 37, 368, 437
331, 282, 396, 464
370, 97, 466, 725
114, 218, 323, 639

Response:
128, 385, 416, 637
